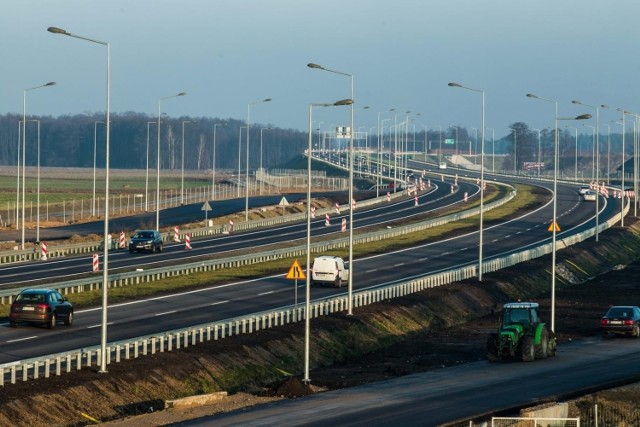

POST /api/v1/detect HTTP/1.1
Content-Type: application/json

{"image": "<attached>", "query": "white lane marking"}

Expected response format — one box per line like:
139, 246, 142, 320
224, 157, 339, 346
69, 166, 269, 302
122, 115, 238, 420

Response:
7, 336, 38, 343
258, 291, 275, 296
87, 322, 114, 329
459, 247, 468, 251
210, 300, 229, 306
393, 263, 405, 267
155, 310, 177, 317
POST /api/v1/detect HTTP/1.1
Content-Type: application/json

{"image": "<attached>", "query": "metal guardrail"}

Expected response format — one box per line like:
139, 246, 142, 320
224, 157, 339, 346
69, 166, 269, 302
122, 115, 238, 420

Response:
0, 197, 626, 386
0, 184, 628, 385
0, 190, 408, 265
0, 181, 513, 304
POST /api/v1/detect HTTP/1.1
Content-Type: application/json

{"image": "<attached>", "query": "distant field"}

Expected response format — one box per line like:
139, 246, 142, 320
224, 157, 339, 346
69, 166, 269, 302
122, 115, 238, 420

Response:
0, 167, 230, 205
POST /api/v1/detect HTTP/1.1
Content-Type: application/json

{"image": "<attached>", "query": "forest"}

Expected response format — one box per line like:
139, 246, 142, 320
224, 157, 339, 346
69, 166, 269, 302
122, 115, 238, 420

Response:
0, 113, 627, 175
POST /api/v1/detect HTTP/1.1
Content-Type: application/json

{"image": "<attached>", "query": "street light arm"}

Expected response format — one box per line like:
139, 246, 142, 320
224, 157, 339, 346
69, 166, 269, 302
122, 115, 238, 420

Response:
48, 26, 107, 46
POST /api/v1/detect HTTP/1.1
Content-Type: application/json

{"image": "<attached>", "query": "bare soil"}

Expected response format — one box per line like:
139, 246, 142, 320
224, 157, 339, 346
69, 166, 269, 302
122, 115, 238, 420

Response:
2, 221, 640, 426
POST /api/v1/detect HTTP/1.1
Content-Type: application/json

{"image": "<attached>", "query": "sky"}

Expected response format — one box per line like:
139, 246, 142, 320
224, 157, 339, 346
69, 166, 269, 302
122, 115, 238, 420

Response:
2, 0, 639, 140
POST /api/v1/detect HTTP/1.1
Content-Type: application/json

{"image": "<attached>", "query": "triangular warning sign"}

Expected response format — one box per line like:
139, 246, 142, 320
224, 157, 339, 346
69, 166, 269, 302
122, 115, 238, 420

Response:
548, 221, 561, 232
279, 197, 289, 206
286, 259, 306, 280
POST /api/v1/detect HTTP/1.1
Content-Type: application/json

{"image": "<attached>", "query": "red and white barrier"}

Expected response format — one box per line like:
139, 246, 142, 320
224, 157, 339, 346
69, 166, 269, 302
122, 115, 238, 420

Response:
40, 242, 48, 261
414, 195, 419, 207
228, 220, 234, 232
119, 231, 126, 249
173, 226, 180, 242
386, 192, 391, 202
335, 203, 340, 214
464, 192, 469, 202
325, 213, 330, 226
427, 179, 431, 188
341, 218, 347, 232
310, 206, 316, 218
185, 234, 191, 250
92, 253, 99, 272
451, 185, 454, 194
351, 198, 356, 210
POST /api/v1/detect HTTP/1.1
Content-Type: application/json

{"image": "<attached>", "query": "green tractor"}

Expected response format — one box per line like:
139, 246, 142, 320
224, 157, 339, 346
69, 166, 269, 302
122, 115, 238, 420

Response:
487, 302, 556, 362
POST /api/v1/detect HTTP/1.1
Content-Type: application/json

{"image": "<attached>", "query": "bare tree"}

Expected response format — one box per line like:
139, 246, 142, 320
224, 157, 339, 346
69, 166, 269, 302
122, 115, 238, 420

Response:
196, 132, 206, 170
165, 125, 176, 169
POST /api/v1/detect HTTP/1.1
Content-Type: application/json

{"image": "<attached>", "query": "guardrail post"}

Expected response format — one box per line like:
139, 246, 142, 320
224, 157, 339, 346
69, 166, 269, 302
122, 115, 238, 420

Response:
11, 366, 16, 384
55, 357, 61, 376
33, 361, 40, 379
22, 365, 28, 382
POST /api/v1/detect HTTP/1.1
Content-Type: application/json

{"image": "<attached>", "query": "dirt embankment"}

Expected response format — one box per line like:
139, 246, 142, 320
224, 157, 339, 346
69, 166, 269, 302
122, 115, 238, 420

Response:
2, 220, 640, 426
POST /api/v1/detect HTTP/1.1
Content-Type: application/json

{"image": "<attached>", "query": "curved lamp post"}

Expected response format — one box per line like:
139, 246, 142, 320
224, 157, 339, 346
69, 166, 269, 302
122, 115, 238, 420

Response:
448, 82, 485, 281
245, 98, 272, 221
181, 120, 192, 205
307, 62, 356, 315
304, 98, 353, 385
21, 81, 55, 249
48, 25, 110, 373
527, 92, 591, 333
156, 92, 186, 230
145, 121, 156, 211
212, 122, 226, 200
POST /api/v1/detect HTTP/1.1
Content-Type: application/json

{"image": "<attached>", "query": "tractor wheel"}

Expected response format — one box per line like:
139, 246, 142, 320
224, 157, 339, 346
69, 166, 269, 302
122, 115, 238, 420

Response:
535, 327, 549, 359
547, 331, 557, 357
486, 334, 500, 362
521, 336, 535, 362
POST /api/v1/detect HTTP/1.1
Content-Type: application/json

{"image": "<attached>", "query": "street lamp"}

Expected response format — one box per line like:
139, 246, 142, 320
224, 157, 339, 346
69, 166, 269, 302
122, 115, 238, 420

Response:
448, 82, 485, 281
259, 127, 271, 195
181, 120, 192, 205
602, 105, 626, 227
212, 122, 226, 200
28, 120, 42, 242
376, 109, 394, 197
527, 92, 591, 333
308, 62, 357, 315
94, 120, 105, 216
486, 127, 495, 172
532, 128, 541, 176
584, 124, 596, 180
156, 92, 187, 230
245, 98, 272, 221
21, 81, 56, 249
145, 121, 156, 211
600, 123, 611, 184
304, 98, 353, 385
565, 127, 578, 180
48, 25, 110, 373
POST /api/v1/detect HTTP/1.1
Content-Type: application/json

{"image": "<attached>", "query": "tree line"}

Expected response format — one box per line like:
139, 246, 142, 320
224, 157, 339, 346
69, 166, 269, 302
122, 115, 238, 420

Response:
0, 112, 306, 172
0, 113, 627, 174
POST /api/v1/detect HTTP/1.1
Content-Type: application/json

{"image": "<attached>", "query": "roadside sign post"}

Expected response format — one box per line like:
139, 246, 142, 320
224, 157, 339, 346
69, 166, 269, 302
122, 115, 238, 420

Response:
286, 259, 306, 308
201, 201, 212, 222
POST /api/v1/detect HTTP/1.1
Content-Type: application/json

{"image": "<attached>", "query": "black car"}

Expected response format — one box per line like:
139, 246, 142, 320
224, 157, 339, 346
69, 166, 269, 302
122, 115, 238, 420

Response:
9, 289, 74, 328
128, 230, 163, 253
600, 306, 640, 338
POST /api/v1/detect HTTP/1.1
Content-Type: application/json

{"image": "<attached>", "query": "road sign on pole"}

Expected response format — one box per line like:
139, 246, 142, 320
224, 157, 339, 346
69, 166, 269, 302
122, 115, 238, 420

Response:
286, 259, 306, 280
548, 221, 561, 232
201, 201, 212, 221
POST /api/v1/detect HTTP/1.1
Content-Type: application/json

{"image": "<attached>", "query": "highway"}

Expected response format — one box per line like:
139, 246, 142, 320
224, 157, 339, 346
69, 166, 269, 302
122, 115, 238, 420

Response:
0, 175, 620, 364
192, 337, 640, 426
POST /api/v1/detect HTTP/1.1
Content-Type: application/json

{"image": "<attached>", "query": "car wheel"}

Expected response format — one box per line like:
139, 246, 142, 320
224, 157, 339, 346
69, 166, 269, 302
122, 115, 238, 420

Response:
64, 311, 73, 327
632, 324, 640, 338
335, 277, 342, 288
9, 320, 17, 328
129, 248, 134, 253
47, 313, 56, 329
158, 244, 163, 253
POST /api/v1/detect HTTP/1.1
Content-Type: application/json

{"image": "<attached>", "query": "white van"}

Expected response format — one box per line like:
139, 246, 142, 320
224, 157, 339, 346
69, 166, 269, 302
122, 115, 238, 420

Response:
311, 256, 349, 288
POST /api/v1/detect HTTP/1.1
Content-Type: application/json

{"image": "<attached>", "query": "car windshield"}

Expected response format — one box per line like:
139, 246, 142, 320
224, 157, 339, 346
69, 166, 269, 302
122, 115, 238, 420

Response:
606, 307, 633, 318
16, 293, 45, 303
135, 232, 153, 239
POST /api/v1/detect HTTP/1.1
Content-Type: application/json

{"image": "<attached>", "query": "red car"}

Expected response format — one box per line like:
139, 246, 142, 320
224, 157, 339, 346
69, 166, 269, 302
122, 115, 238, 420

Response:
9, 289, 74, 329
600, 306, 640, 338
